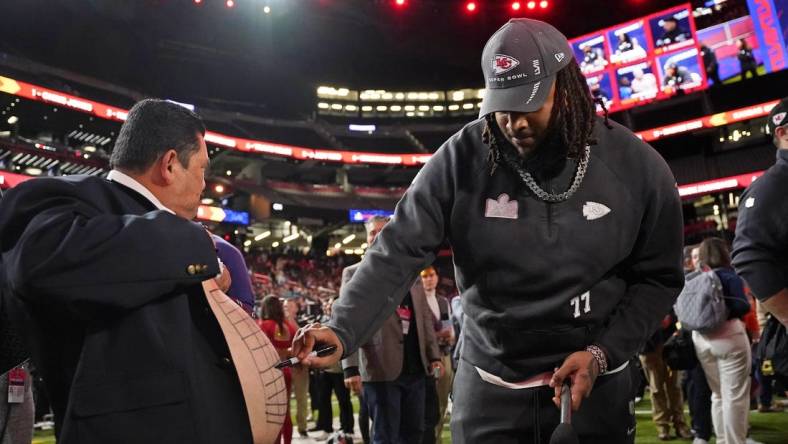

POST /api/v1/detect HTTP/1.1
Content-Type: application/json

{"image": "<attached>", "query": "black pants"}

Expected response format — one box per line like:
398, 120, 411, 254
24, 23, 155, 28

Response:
422, 377, 440, 444
359, 392, 371, 444
706, 67, 722, 86
450, 358, 637, 444
740, 62, 758, 79
364, 373, 426, 444
315, 371, 354, 434
686, 364, 712, 440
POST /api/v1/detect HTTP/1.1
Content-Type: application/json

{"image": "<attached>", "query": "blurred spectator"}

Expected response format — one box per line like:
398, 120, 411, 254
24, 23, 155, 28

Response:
736, 39, 758, 80
754, 299, 788, 412
692, 238, 752, 444
700, 43, 721, 86
639, 313, 692, 440
285, 298, 311, 437
312, 297, 354, 440
655, 17, 690, 47
258, 296, 298, 444
733, 98, 788, 326
631, 68, 658, 98
420, 266, 454, 444
341, 216, 443, 444
214, 235, 254, 314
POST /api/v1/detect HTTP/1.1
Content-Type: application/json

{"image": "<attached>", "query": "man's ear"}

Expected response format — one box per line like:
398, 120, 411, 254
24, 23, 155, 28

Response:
158, 149, 179, 185
777, 126, 788, 145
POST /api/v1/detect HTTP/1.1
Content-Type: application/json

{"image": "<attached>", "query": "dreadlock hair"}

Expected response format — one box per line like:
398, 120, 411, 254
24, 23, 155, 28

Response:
482, 60, 612, 175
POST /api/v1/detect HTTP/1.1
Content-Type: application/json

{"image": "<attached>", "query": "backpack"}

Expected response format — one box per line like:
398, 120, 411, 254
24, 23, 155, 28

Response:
674, 270, 729, 334
662, 329, 697, 370
757, 316, 788, 378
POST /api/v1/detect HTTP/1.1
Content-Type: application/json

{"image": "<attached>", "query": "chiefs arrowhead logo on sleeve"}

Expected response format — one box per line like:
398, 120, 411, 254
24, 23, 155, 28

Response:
492, 54, 520, 75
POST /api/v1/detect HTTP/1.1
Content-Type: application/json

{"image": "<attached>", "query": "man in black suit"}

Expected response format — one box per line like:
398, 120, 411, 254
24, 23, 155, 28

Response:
0, 99, 251, 443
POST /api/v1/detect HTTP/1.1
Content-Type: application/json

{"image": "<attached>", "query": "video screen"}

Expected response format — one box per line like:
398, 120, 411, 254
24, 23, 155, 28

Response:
616, 61, 659, 106
570, 3, 706, 113
586, 72, 615, 111
608, 20, 649, 65
649, 7, 695, 54
572, 34, 609, 74
349, 209, 394, 223
570, 0, 787, 113
656, 48, 705, 94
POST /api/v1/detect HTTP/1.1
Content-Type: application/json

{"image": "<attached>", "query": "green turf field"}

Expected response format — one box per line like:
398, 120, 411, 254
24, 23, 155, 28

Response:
30, 392, 788, 443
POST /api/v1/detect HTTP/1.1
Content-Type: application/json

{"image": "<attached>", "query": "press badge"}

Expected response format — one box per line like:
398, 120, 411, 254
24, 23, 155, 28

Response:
397, 306, 412, 335
7, 367, 26, 404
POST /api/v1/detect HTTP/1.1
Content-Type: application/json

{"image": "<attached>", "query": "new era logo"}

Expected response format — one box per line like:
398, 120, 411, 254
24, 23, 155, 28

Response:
555, 52, 566, 63
582, 201, 611, 221
492, 54, 520, 75
485, 193, 518, 219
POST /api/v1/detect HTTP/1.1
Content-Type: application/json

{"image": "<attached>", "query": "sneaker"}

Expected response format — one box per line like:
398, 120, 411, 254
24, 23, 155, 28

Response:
658, 426, 671, 441
309, 431, 330, 441
746, 438, 764, 444
692, 439, 709, 444
298, 429, 309, 438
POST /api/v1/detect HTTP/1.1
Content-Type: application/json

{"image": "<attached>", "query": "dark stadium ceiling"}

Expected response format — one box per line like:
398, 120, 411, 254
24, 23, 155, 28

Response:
1, 0, 690, 117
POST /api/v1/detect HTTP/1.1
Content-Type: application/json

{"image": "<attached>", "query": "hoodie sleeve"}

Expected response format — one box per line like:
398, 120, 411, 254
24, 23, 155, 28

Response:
594, 146, 685, 369
328, 142, 457, 358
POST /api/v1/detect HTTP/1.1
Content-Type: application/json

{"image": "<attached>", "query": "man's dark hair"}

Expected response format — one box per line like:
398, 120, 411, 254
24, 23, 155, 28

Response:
698, 237, 732, 269
482, 61, 611, 174
110, 99, 206, 173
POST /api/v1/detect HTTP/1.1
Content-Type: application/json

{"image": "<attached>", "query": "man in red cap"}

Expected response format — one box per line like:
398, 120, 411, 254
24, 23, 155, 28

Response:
294, 19, 684, 443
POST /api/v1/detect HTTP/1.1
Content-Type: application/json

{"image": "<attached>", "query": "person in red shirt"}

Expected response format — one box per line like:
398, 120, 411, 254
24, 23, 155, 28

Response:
258, 295, 298, 444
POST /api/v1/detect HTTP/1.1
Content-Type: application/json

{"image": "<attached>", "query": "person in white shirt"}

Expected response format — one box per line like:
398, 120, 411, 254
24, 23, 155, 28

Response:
630, 67, 658, 99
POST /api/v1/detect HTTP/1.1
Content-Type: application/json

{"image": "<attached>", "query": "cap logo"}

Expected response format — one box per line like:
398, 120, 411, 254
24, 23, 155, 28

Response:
533, 60, 541, 75
555, 52, 566, 62
493, 54, 520, 75
773, 112, 787, 127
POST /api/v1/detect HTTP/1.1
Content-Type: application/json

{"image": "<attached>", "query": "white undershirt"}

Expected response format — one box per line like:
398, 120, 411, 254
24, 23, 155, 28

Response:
425, 289, 440, 320
107, 170, 222, 273
107, 170, 174, 214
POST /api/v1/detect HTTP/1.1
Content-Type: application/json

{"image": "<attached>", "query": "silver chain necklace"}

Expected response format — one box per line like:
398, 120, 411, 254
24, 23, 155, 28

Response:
503, 145, 591, 203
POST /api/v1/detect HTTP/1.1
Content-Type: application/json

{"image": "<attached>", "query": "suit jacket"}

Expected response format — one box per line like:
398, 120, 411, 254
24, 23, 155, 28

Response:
0, 175, 251, 444
341, 262, 440, 382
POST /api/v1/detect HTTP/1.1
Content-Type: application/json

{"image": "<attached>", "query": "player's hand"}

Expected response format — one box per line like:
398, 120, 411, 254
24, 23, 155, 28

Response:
549, 351, 600, 411
291, 322, 343, 368
430, 360, 444, 379
344, 376, 362, 394
215, 260, 232, 293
